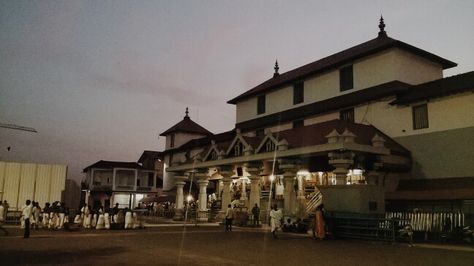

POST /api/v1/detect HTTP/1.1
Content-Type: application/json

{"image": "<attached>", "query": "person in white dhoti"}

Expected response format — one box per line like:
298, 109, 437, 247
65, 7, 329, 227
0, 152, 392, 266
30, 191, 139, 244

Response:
30, 202, 37, 230
96, 208, 105, 230
91, 211, 97, 228
82, 205, 90, 228
42, 203, 50, 229
104, 211, 110, 229
270, 204, 283, 239
124, 208, 133, 229
58, 202, 65, 229
132, 212, 139, 229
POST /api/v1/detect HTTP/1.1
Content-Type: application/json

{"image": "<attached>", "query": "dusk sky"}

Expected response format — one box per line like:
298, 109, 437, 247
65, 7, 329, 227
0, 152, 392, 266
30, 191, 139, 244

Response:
1, 0, 473, 183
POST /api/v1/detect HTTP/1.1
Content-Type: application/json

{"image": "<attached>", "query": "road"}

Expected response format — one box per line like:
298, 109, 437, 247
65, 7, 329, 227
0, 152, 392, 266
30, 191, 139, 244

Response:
0, 226, 473, 265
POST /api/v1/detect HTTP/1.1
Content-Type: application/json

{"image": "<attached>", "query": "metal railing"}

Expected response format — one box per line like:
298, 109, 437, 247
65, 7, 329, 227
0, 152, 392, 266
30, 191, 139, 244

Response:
385, 212, 465, 232
305, 191, 323, 214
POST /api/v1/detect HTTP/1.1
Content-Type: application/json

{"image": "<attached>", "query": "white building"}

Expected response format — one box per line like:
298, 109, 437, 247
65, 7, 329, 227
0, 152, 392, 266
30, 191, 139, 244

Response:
158, 18, 473, 222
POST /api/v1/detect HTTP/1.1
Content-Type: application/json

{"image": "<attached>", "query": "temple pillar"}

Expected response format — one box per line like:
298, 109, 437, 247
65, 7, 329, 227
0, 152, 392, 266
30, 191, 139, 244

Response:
246, 165, 262, 212
279, 160, 297, 215
195, 172, 209, 222
240, 178, 248, 202
295, 174, 306, 217
173, 175, 187, 221
329, 151, 354, 185
216, 166, 234, 221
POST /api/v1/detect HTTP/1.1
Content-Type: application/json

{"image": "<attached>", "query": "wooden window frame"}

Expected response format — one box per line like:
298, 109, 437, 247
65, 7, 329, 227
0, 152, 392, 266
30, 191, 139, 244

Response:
257, 95, 266, 115
340, 108, 355, 122
340, 65, 353, 91
412, 104, 429, 130
293, 82, 304, 105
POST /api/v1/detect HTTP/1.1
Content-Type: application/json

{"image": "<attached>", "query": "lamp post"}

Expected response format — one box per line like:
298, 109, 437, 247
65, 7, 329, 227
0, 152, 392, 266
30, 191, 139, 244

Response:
266, 174, 276, 224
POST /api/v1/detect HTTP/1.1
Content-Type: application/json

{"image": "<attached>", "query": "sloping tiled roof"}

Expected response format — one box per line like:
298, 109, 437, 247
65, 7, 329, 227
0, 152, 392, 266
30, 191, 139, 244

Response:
227, 35, 456, 104
83, 160, 144, 172
162, 129, 236, 155
391, 71, 474, 105
138, 150, 163, 164
277, 119, 410, 156
160, 116, 212, 136
235, 80, 410, 131
164, 119, 410, 159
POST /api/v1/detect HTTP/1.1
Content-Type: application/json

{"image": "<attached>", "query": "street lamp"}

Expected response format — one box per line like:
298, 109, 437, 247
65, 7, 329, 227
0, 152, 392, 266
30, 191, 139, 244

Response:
266, 174, 276, 224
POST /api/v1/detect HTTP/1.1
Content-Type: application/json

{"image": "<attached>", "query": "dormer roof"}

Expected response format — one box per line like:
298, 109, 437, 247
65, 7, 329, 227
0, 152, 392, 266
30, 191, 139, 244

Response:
160, 108, 212, 136
227, 35, 456, 105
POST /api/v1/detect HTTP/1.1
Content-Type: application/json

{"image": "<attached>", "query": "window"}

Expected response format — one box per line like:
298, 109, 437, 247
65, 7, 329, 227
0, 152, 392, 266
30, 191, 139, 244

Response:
148, 173, 154, 187
293, 119, 304, 128
340, 108, 354, 122
257, 95, 266, 114
170, 134, 175, 148
209, 150, 218, 160
340, 65, 353, 91
412, 104, 428, 129
293, 82, 304, 104
234, 141, 244, 157
256, 128, 264, 137
264, 139, 276, 152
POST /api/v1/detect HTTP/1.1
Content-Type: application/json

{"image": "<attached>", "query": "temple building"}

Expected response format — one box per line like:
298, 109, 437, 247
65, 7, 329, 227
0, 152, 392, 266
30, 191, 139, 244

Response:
160, 18, 474, 222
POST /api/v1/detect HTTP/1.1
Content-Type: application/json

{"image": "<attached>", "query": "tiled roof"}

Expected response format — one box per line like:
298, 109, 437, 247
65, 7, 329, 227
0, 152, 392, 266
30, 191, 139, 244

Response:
160, 116, 212, 136
164, 119, 410, 159
162, 129, 236, 155
277, 119, 410, 156
227, 35, 456, 104
138, 150, 163, 164
391, 71, 474, 105
83, 160, 144, 172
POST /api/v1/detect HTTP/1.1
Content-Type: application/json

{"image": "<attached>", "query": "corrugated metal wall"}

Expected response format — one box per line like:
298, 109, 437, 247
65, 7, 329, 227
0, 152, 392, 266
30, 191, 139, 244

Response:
0, 162, 67, 210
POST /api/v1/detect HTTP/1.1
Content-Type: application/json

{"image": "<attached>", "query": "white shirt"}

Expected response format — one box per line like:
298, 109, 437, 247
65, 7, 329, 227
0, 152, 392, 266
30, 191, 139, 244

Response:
22, 204, 32, 219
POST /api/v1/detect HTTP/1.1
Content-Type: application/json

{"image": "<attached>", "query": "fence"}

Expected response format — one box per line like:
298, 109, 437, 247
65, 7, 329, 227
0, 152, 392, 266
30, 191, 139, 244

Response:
385, 212, 465, 232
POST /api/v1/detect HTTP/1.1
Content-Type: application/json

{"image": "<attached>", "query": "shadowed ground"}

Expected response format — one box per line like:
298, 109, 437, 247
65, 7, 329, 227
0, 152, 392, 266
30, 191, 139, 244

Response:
0, 226, 473, 265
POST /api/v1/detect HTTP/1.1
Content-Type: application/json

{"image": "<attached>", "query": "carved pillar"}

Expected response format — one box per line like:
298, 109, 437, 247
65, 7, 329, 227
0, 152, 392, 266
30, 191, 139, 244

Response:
173, 174, 187, 221
240, 178, 248, 202
218, 167, 233, 210
329, 151, 354, 185
195, 172, 209, 222
246, 165, 262, 212
279, 161, 297, 215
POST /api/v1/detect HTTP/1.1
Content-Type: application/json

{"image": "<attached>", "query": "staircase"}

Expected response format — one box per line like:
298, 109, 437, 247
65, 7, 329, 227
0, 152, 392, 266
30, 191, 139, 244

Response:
305, 191, 323, 214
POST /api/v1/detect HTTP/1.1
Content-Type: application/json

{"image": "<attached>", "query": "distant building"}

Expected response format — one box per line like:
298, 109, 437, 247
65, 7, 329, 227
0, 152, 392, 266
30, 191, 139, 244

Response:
156, 18, 474, 222
82, 160, 161, 209
0, 161, 67, 210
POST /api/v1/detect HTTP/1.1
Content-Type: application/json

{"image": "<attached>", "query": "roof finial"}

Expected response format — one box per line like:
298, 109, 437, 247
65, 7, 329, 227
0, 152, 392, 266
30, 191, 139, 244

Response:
185, 107, 189, 118
378, 15, 387, 38
273, 60, 279, 78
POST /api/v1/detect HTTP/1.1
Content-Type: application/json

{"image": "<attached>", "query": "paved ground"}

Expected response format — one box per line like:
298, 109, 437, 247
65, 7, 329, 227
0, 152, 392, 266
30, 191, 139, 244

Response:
0, 225, 473, 266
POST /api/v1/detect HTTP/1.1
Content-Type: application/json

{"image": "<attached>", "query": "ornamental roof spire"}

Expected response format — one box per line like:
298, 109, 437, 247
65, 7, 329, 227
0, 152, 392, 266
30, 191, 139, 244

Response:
273, 60, 279, 78
184, 107, 189, 118
378, 15, 387, 38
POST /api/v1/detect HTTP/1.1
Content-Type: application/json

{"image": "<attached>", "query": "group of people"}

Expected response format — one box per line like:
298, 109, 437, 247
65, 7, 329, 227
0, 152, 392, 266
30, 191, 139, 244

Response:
19, 200, 70, 235
73, 203, 142, 230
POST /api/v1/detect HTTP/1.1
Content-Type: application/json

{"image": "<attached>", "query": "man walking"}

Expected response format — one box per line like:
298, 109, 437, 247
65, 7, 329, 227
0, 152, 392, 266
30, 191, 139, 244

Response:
225, 204, 234, 232
21, 200, 32, 238
251, 203, 260, 227
270, 204, 282, 239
